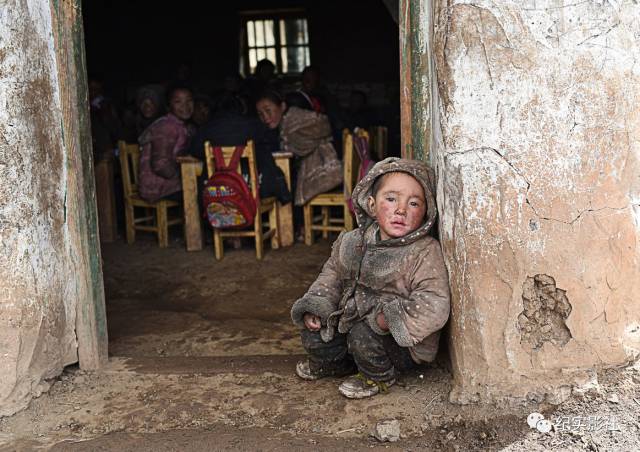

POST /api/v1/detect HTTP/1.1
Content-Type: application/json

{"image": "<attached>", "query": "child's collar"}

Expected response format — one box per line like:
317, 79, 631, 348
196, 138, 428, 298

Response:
373, 223, 382, 243
366, 220, 427, 247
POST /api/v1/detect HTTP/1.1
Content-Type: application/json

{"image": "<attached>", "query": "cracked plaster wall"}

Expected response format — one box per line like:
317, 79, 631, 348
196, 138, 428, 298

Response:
432, 0, 640, 403
0, 0, 81, 416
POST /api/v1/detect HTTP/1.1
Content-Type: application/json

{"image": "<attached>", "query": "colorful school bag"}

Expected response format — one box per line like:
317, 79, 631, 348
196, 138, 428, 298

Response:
202, 146, 257, 229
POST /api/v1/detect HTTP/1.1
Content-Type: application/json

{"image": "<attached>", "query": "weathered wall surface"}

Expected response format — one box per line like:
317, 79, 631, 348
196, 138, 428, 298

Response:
432, 0, 640, 402
0, 0, 105, 416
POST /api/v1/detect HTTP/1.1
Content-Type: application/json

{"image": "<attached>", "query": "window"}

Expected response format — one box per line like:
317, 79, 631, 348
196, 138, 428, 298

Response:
241, 11, 311, 75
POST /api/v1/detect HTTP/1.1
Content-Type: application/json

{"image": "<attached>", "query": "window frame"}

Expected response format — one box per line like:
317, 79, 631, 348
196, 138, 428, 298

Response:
239, 9, 311, 76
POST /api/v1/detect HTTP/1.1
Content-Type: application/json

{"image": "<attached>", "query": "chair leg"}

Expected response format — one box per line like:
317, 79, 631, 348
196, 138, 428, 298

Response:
146, 208, 155, 226
213, 229, 224, 260
157, 204, 169, 248
344, 205, 354, 231
321, 206, 329, 239
270, 205, 280, 250
124, 202, 135, 244
254, 213, 264, 260
303, 203, 313, 246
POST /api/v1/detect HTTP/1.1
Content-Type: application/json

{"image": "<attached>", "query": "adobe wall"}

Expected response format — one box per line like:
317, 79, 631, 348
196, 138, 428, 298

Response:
432, 1, 640, 403
0, 0, 103, 416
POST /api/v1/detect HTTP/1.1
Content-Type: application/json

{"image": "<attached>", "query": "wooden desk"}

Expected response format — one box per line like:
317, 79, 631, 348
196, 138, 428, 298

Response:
94, 158, 117, 243
273, 152, 294, 247
178, 157, 204, 251
179, 153, 294, 251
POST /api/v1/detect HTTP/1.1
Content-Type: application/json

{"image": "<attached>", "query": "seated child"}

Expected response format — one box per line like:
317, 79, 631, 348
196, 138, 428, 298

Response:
291, 158, 450, 399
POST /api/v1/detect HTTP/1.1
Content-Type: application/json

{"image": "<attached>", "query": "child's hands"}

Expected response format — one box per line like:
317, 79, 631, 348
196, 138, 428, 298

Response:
376, 312, 389, 331
303, 313, 322, 331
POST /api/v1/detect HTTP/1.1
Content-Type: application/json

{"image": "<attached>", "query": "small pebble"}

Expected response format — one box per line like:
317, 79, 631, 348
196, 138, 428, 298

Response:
371, 419, 400, 443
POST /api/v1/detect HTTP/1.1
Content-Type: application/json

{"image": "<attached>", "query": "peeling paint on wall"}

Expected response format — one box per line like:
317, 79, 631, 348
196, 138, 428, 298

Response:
518, 274, 572, 350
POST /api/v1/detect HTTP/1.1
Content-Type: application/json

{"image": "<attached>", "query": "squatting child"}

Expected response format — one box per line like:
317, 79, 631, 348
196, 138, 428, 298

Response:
291, 157, 451, 399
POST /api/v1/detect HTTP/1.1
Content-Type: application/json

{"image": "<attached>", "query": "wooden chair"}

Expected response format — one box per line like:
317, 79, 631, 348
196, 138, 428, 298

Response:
117, 140, 183, 248
204, 140, 279, 260
303, 129, 365, 245
368, 126, 388, 161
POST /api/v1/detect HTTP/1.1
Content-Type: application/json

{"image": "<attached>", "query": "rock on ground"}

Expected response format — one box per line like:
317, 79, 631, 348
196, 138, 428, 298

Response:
371, 419, 400, 442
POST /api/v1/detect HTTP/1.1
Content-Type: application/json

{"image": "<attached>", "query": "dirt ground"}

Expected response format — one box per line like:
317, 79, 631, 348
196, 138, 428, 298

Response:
1, 236, 639, 451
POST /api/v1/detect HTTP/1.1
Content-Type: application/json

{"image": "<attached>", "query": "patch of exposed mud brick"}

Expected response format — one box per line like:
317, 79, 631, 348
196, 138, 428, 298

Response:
518, 274, 572, 349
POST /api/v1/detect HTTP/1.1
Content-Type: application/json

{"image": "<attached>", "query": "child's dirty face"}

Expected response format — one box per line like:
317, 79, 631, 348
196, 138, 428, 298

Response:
368, 172, 426, 241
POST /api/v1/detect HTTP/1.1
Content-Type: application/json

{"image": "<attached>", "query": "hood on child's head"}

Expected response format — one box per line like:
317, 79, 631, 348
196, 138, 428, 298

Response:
351, 157, 438, 246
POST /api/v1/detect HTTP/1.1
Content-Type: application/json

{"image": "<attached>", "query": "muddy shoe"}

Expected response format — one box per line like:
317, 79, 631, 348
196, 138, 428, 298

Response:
338, 373, 395, 399
296, 361, 321, 380
295, 360, 356, 381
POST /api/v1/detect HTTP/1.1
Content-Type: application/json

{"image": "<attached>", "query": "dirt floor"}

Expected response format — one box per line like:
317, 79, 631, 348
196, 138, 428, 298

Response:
1, 236, 639, 451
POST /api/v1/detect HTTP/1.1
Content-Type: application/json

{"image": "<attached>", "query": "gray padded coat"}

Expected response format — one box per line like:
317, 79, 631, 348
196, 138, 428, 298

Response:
291, 158, 450, 363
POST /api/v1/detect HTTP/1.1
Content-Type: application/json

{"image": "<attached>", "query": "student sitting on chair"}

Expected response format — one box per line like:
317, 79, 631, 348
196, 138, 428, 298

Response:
138, 83, 194, 203
256, 90, 342, 207
189, 94, 291, 205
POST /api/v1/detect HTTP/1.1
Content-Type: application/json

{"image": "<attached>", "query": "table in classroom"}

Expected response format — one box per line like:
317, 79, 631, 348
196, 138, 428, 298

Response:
271, 151, 294, 247
178, 152, 294, 252
94, 157, 118, 243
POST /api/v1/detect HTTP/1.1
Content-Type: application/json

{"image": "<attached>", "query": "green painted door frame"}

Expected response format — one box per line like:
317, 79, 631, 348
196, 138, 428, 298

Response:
51, 0, 108, 369
399, 0, 431, 162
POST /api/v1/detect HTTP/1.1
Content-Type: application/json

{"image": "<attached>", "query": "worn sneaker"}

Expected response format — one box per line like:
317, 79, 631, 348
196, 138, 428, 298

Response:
338, 373, 395, 399
296, 361, 321, 380
295, 360, 356, 381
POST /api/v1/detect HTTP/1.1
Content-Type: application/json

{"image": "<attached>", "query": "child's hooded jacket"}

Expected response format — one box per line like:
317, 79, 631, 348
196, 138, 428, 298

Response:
291, 158, 450, 363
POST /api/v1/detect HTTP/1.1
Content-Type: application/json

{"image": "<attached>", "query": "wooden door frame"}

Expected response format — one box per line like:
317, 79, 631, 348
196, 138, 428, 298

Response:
50, 0, 108, 369
399, 0, 431, 162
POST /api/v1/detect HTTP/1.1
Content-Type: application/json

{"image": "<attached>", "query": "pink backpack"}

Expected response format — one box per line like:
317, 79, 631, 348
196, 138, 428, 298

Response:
202, 146, 257, 229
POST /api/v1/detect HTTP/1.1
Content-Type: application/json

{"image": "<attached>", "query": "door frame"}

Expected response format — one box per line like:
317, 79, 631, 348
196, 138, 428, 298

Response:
50, 0, 108, 369
399, 0, 432, 162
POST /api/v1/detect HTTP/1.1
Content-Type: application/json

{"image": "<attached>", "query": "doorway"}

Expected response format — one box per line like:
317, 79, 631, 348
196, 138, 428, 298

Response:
81, 0, 401, 362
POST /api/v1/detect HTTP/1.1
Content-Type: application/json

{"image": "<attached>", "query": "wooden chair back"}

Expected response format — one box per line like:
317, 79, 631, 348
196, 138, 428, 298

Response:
369, 126, 388, 161
342, 129, 366, 199
118, 141, 141, 198
204, 140, 259, 199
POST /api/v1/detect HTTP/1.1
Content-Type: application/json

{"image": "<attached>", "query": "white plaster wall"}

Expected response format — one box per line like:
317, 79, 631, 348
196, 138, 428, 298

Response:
433, 0, 640, 402
0, 0, 79, 416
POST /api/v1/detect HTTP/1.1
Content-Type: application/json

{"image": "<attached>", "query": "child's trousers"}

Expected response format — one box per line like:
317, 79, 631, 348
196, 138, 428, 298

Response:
301, 320, 415, 382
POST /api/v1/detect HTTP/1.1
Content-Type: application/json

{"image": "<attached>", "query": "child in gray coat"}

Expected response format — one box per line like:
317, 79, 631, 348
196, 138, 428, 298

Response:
291, 158, 451, 398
